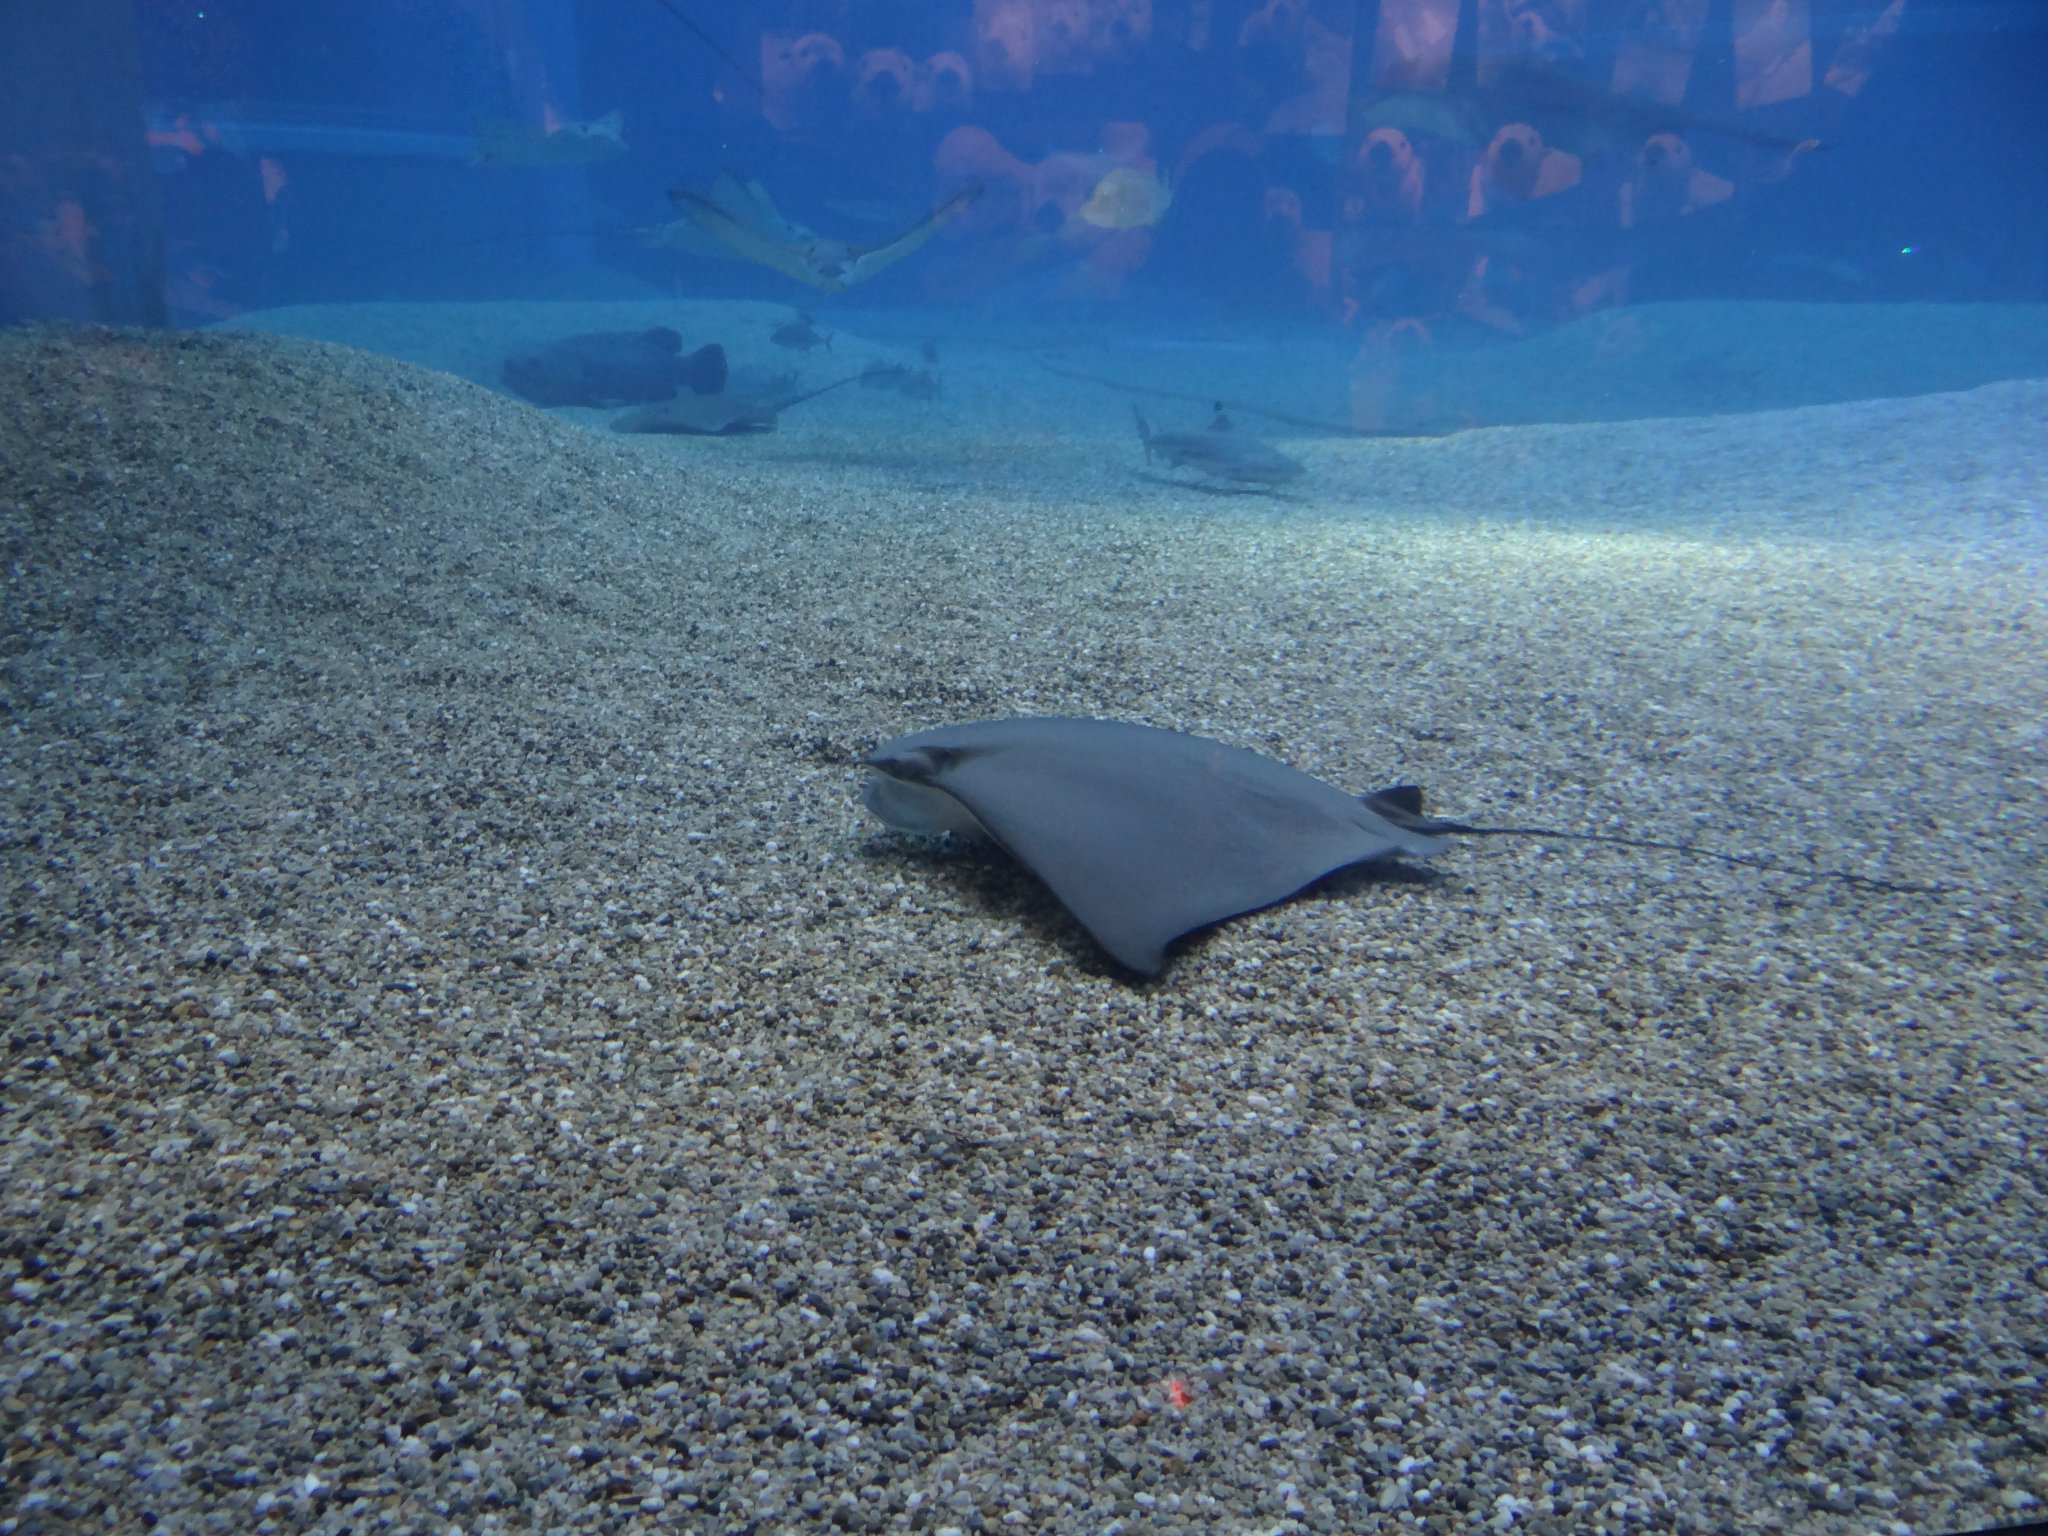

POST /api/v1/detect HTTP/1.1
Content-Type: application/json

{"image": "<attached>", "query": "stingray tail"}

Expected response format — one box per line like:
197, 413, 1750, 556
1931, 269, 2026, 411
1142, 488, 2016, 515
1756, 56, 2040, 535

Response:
1358, 786, 1935, 895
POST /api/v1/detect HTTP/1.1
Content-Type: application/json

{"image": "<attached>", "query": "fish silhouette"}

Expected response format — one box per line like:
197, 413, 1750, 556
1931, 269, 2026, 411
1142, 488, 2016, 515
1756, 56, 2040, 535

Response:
1080, 166, 1173, 230
771, 312, 833, 351
502, 328, 725, 408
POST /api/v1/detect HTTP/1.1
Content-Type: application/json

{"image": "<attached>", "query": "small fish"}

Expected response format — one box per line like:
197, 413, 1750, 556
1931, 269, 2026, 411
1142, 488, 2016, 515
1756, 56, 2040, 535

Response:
1133, 406, 1305, 486
471, 109, 626, 167
1080, 166, 1172, 230
919, 338, 940, 365
771, 312, 833, 352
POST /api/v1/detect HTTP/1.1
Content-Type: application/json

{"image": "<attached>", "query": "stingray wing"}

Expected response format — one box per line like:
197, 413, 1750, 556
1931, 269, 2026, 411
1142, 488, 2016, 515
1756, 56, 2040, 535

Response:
836, 184, 983, 290
704, 172, 816, 244
668, 182, 841, 291
901, 718, 1442, 975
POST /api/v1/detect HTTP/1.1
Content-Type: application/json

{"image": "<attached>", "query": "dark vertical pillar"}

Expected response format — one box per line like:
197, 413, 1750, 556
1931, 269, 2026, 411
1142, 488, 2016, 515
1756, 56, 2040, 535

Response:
0, 0, 167, 325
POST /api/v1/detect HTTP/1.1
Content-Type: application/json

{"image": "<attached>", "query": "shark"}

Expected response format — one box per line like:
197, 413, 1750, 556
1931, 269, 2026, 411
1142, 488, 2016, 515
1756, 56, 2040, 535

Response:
1133, 406, 1306, 487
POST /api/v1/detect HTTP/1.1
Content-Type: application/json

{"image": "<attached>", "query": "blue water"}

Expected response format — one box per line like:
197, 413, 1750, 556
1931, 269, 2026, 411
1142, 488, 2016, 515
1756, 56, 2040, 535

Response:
8, 1, 2048, 420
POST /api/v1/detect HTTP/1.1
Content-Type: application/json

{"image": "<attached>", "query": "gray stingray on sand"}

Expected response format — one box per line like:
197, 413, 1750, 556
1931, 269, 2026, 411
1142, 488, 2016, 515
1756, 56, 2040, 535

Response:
1133, 405, 1305, 487
865, 718, 1440, 975
863, 717, 1931, 978
611, 371, 861, 435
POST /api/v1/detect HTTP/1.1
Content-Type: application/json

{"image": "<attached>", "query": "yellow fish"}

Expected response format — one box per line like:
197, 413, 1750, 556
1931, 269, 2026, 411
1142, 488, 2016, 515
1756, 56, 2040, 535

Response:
1079, 166, 1172, 230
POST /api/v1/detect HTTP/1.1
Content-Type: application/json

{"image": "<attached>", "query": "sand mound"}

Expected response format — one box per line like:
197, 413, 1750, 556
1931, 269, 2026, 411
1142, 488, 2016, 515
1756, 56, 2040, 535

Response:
3, 323, 2042, 1533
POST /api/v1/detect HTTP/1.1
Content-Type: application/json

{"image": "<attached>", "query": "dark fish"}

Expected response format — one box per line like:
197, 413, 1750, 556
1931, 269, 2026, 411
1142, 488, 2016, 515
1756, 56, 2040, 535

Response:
1132, 406, 1305, 486
502, 328, 726, 408
771, 313, 832, 352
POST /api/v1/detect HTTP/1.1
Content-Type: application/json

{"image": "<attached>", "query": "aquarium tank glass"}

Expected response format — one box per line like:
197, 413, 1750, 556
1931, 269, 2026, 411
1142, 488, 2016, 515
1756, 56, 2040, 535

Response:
2, 4, 2043, 1535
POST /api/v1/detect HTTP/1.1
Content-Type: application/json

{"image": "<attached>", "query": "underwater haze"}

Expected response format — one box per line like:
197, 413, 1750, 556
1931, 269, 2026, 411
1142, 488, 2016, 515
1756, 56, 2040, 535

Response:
2, 3, 2046, 1535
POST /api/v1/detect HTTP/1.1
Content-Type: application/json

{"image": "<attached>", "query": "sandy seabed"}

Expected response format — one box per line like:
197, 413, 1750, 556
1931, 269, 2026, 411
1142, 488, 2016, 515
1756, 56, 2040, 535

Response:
1, 313, 2043, 1536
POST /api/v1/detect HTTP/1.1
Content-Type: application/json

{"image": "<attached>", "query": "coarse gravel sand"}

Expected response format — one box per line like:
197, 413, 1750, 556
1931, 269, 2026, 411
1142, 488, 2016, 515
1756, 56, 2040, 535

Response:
2, 319, 2043, 1536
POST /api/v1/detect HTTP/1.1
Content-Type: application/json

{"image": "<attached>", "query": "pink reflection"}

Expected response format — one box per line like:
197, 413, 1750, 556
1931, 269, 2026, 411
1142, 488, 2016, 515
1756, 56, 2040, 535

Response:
1824, 0, 1905, 98
1351, 128, 1425, 222
917, 52, 976, 113
851, 49, 918, 114
971, 0, 1152, 92
1618, 133, 1731, 228
1734, 0, 1812, 109
974, 0, 1037, 91
761, 31, 847, 133
1465, 123, 1580, 218
1370, 0, 1456, 91
1478, 0, 1587, 79
1264, 186, 1334, 308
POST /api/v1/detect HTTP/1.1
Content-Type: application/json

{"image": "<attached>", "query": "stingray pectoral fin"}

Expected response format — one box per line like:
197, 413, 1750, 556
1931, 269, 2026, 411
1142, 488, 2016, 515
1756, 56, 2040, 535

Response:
971, 781, 1427, 975
837, 184, 983, 289
897, 719, 1443, 975
706, 170, 815, 245
668, 187, 840, 291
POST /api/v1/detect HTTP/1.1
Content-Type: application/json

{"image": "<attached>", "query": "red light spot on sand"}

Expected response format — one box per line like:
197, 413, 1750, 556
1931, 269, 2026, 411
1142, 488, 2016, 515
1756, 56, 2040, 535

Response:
1164, 1377, 1193, 1411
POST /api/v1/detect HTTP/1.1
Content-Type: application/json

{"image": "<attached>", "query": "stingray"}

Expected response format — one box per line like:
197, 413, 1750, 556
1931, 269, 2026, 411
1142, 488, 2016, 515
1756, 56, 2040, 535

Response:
864, 718, 1443, 976
863, 717, 1930, 978
612, 371, 862, 435
668, 171, 982, 294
